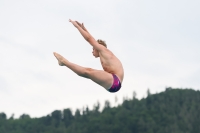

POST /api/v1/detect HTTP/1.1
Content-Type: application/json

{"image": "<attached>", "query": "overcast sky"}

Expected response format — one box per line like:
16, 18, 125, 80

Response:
0, 0, 200, 118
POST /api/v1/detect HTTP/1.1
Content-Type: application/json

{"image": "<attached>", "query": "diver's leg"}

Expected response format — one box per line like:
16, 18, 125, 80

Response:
53, 52, 113, 89
83, 68, 114, 90
54, 52, 88, 76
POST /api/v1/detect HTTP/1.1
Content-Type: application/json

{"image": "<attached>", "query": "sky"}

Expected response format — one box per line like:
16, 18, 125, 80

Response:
0, 0, 200, 118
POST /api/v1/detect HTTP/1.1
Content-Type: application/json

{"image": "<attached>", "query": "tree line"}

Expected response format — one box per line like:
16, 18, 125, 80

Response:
0, 87, 200, 133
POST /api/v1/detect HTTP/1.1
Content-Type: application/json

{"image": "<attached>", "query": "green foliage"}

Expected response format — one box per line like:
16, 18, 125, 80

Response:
1, 88, 200, 133
0, 112, 7, 120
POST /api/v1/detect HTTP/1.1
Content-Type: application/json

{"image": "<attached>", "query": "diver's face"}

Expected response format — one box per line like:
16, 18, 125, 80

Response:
92, 48, 99, 58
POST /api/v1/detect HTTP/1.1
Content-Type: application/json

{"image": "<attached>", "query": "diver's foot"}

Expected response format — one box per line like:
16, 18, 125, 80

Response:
53, 52, 67, 66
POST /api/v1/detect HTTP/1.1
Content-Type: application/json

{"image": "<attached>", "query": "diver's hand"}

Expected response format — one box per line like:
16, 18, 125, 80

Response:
69, 19, 79, 28
75, 21, 88, 32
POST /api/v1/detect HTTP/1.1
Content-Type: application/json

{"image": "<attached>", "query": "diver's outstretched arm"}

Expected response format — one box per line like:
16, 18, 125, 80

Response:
69, 19, 91, 40
69, 19, 105, 51
75, 21, 89, 33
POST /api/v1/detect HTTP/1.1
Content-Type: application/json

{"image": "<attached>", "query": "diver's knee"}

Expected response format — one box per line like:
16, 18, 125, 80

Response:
78, 68, 93, 77
84, 68, 93, 77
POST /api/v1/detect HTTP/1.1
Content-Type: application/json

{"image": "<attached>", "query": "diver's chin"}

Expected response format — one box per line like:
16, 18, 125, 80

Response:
93, 54, 99, 58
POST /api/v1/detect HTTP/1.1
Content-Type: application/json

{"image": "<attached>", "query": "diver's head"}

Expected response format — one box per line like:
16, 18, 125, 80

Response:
92, 39, 107, 58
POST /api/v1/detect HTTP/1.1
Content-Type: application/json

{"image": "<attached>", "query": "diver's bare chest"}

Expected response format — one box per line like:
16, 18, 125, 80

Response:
99, 52, 116, 72
100, 60, 113, 72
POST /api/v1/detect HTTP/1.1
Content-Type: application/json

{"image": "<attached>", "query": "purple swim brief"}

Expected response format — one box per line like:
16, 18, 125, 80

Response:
108, 74, 121, 93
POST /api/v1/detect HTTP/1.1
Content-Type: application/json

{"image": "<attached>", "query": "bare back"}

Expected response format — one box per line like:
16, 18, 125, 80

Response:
99, 48, 124, 83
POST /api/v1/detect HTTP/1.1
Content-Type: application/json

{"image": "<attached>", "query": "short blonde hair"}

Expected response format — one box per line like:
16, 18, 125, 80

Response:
97, 39, 107, 48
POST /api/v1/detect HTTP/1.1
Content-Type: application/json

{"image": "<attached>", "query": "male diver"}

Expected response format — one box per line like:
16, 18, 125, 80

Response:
54, 19, 124, 92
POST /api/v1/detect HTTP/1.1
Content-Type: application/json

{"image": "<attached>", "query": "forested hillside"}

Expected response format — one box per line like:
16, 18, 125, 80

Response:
0, 87, 200, 133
